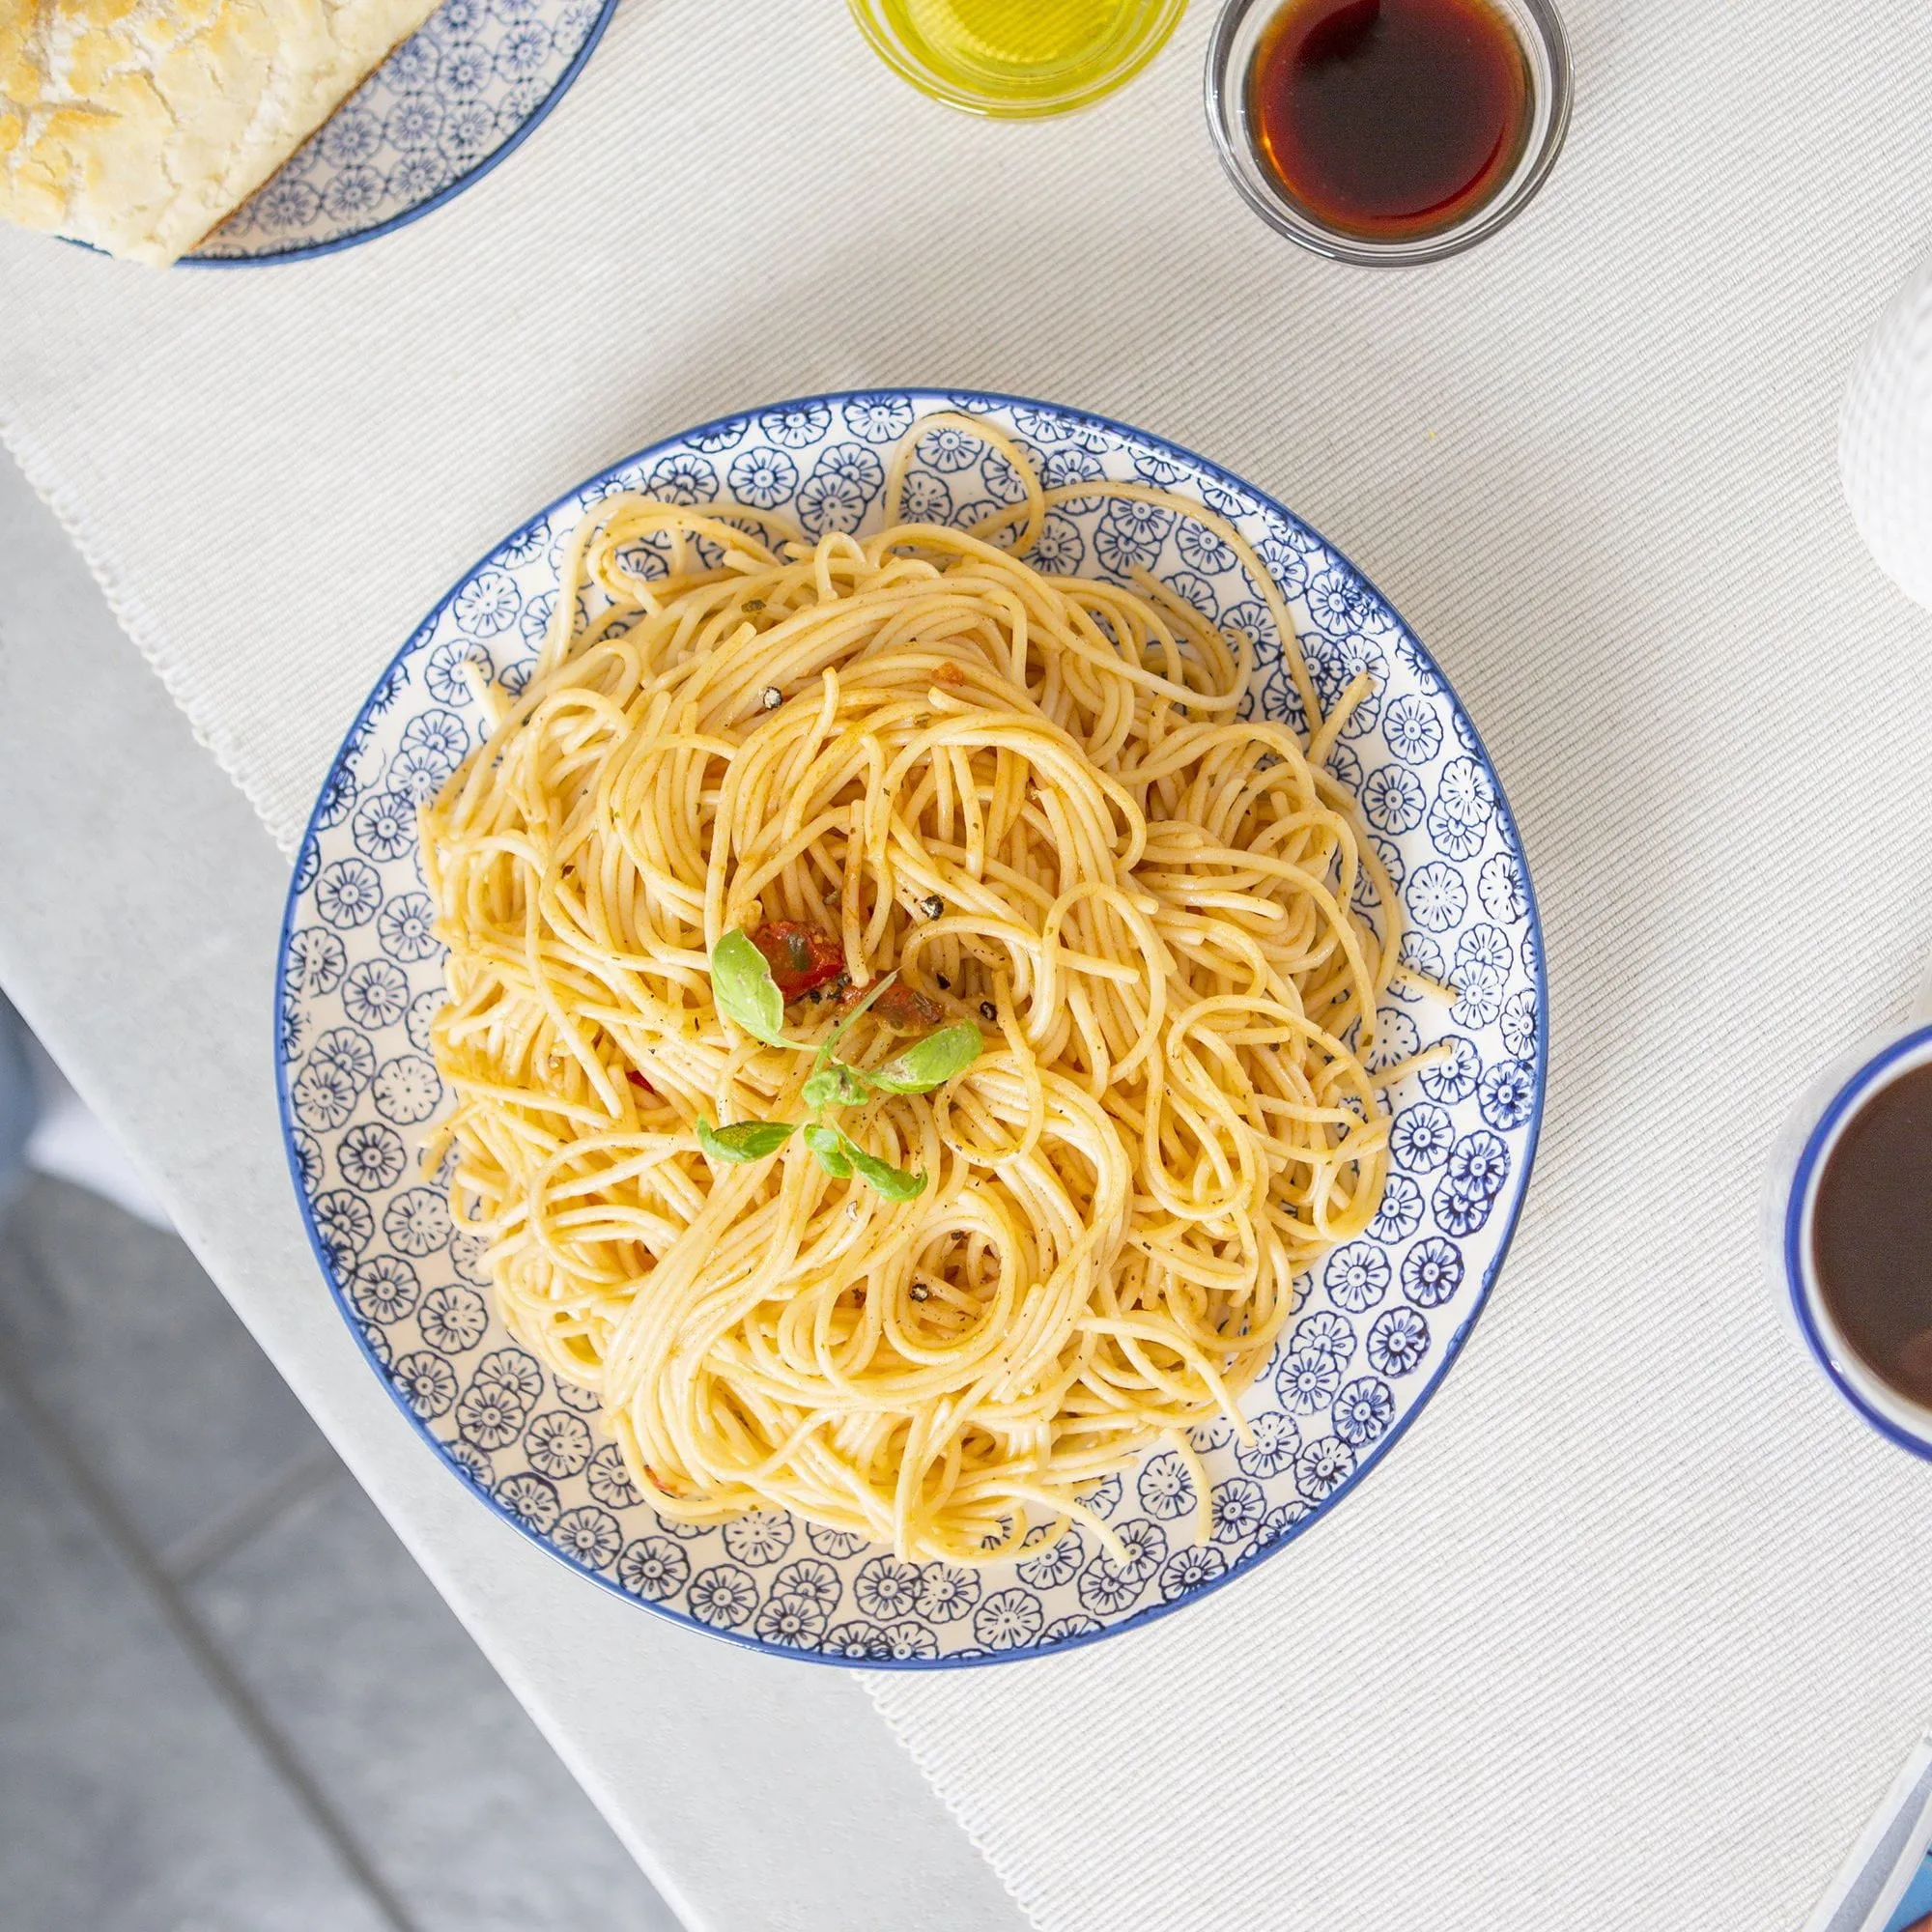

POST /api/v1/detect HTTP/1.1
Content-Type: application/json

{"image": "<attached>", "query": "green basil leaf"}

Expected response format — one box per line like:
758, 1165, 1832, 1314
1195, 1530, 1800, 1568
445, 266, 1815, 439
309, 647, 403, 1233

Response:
836, 1128, 926, 1202
866, 1022, 983, 1095
802, 1065, 870, 1111
803, 1122, 851, 1179
710, 928, 787, 1045
696, 1117, 796, 1163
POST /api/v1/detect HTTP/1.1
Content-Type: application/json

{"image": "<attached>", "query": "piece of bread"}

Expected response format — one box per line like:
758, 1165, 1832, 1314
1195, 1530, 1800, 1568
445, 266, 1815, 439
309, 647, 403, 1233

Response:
0, 0, 444, 266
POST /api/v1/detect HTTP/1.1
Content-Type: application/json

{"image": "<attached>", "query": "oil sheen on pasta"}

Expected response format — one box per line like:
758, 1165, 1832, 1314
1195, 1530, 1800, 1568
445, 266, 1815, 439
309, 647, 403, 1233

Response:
420, 416, 1409, 1566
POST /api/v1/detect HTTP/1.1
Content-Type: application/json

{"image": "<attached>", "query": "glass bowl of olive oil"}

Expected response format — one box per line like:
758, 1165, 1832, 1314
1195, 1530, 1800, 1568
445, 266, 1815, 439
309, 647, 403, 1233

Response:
848, 0, 1189, 117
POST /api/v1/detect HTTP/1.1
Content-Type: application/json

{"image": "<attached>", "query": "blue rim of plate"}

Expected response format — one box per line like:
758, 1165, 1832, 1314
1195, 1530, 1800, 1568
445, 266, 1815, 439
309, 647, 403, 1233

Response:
1782, 1023, 1932, 1463
177, 0, 619, 268
274, 387, 1550, 1667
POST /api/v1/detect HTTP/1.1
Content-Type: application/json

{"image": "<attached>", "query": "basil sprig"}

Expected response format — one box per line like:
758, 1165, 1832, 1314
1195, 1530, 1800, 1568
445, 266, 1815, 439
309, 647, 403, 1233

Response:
695, 927, 980, 1199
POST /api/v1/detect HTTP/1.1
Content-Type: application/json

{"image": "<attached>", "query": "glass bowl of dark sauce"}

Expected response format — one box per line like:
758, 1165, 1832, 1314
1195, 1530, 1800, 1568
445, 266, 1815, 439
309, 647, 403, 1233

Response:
1206, 0, 1572, 264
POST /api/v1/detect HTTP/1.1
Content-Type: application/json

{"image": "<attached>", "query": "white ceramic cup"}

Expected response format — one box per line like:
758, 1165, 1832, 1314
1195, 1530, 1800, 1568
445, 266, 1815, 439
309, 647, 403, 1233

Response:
1768, 971, 1932, 1456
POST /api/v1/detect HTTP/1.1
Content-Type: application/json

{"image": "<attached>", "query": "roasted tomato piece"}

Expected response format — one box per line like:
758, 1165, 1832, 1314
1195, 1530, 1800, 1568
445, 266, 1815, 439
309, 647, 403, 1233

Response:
752, 921, 846, 1000
838, 979, 948, 1031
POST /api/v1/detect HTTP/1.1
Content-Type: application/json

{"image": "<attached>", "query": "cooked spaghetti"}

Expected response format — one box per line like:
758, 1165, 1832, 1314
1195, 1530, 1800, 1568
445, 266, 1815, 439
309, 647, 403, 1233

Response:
421, 414, 1407, 1566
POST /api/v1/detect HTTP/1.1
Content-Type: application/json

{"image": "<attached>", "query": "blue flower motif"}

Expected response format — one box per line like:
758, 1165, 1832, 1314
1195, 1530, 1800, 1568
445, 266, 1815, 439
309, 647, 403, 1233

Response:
1382, 694, 1442, 764
349, 1253, 418, 1321
645, 452, 719, 505
385, 33, 440, 87
495, 18, 553, 76
393, 1350, 457, 1418
1175, 521, 1235, 573
1368, 1307, 1430, 1377
1129, 442, 1191, 487
1161, 569, 1218, 618
295, 841, 320, 892
1292, 1310, 1354, 1362
1079, 1471, 1123, 1520
898, 471, 950, 524
1500, 988, 1539, 1061
1257, 534, 1309, 596
1478, 1060, 1536, 1130
1041, 1615, 1102, 1645
1220, 599, 1278, 653
876, 1621, 940, 1660
426, 639, 493, 706
343, 957, 410, 1031
688, 415, 750, 454
1418, 1035, 1481, 1105
1210, 1478, 1266, 1544
1478, 852, 1527, 921
1136, 1451, 1196, 1520
855, 1554, 922, 1622
1029, 514, 1085, 575
1363, 764, 1425, 834
1294, 1434, 1356, 1501
455, 565, 528, 642
1424, 797, 1486, 863
586, 1443, 640, 1510
1369, 834, 1404, 895
726, 446, 797, 509
524, 1409, 593, 1479
388, 746, 452, 806
1435, 756, 1497, 828
973, 1589, 1044, 1650
1405, 862, 1468, 934
1402, 1237, 1463, 1307
254, 174, 320, 232
323, 167, 386, 220
1332, 1376, 1394, 1446
320, 106, 382, 167
293, 1057, 360, 1132
1277, 1345, 1342, 1414
1305, 570, 1363, 635
402, 714, 469, 783
475, 1347, 543, 1406
554, 1506, 622, 1571
552, 1367, 600, 1409
722, 1512, 794, 1565
687, 1564, 758, 1630
315, 765, 359, 831
1369, 1174, 1425, 1242
915, 423, 980, 471
775, 1558, 841, 1613
313, 1025, 377, 1086
1039, 445, 1104, 505
914, 1562, 980, 1622
798, 467, 871, 537
386, 93, 443, 151
1094, 498, 1173, 575
291, 1128, 324, 1193
317, 858, 384, 928
419, 1283, 488, 1353
754, 1593, 827, 1649
820, 1623, 889, 1660
1233, 1410, 1299, 1479
373, 1053, 440, 1124
1018, 1532, 1083, 1589
807, 1523, 869, 1560
456, 1379, 524, 1450
1076, 1551, 1145, 1616
439, 40, 494, 98
1433, 1173, 1495, 1237
761, 403, 833, 448
279, 991, 307, 1065
1450, 958, 1505, 1028
379, 893, 440, 963
1254, 1500, 1311, 1548
1158, 1546, 1227, 1602
1454, 923, 1511, 973
618, 1536, 689, 1600
1186, 1417, 1235, 1454
1363, 1008, 1420, 1076
842, 393, 914, 442
1324, 1241, 1390, 1313
339, 1122, 408, 1194
384, 1185, 452, 1257
1447, 1129, 1511, 1196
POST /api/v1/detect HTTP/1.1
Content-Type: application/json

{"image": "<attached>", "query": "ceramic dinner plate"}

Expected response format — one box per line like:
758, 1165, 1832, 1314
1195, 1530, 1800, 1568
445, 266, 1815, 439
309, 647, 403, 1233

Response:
275, 389, 1547, 1666
186, 0, 616, 263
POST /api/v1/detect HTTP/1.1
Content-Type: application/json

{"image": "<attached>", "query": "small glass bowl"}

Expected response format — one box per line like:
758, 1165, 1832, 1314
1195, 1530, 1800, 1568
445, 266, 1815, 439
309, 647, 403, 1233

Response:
848, 0, 1190, 119
1204, 0, 1573, 266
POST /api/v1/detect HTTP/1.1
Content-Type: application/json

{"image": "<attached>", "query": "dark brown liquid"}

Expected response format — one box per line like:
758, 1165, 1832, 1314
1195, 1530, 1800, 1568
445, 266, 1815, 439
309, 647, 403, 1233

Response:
1250, 0, 1530, 242
1813, 1062, 1932, 1406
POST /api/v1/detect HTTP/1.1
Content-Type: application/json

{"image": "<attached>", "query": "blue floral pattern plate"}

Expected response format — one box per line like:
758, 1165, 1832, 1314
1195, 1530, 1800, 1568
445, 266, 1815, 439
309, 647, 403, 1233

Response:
185, 0, 616, 264
275, 390, 1548, 1666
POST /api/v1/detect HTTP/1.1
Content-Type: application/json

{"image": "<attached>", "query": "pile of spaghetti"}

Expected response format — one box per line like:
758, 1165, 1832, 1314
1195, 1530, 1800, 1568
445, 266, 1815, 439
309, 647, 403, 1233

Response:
422, 414, 1405, 1566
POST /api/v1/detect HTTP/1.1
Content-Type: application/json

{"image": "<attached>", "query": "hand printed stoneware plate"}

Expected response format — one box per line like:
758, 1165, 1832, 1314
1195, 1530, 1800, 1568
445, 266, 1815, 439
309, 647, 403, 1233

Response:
275, 389, 1548, 1666
187, 0, 617, 263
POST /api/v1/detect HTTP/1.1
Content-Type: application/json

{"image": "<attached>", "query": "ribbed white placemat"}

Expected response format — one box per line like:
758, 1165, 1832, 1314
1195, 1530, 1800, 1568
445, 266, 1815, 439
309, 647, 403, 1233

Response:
7, 3, 1932, 1926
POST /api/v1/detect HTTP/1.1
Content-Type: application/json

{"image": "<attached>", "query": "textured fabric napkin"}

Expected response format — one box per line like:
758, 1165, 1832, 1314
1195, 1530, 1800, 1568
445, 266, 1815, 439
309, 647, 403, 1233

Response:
8, 2, 1932, 1927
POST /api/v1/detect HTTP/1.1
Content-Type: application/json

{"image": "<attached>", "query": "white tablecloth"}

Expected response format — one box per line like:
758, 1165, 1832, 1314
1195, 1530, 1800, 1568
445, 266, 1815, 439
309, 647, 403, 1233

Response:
6, 2, 1932, 1926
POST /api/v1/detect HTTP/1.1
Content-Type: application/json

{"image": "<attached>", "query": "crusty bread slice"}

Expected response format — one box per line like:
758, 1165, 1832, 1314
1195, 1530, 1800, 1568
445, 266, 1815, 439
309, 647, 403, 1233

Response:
0, 0, 444, 266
